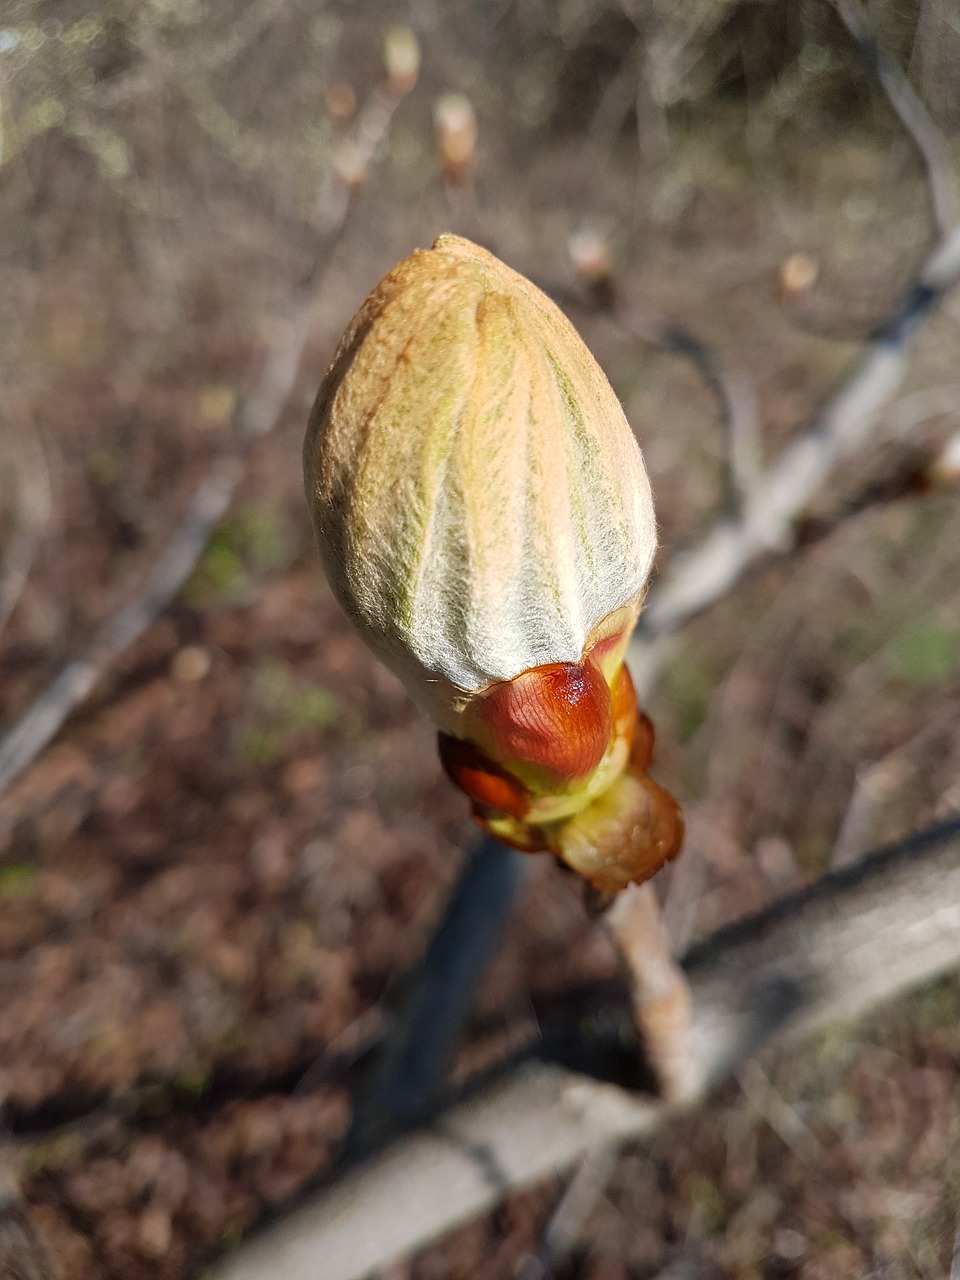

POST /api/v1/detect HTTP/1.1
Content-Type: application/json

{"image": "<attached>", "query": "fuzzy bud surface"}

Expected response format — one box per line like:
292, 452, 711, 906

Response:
304, 235, 682, 890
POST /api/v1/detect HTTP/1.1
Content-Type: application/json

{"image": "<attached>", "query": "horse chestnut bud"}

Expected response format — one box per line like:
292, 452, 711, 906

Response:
304, 235, 682, 891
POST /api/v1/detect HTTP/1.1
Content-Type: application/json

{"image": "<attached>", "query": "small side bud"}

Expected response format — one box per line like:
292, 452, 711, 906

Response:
383, 26, 421, 96
325, 82, 357, 122
433, 93, 478, 185
568, 228, 612, 286
778, 252, 819, 300
331, 139, 368, 189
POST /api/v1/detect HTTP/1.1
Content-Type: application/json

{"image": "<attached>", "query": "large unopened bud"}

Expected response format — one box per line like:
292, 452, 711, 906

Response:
304, 234, 682, 891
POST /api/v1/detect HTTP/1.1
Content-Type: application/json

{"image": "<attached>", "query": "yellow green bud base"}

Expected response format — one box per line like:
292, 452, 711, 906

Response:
439, 661, 684, 895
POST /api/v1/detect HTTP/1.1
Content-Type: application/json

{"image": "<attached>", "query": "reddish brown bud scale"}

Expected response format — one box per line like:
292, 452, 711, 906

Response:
436, 652, 683, 892
609, 662, 638, 748
631, 709, 655, 774
475, 659, 611, 788
437, 733, 531, 820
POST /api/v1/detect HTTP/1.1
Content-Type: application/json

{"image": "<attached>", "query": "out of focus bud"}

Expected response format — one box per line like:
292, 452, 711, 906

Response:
930, 431, 960, 487
304, 234, 682, 891
568, 227, 612, 286
569, 226, 615, 309
325, 82, 357, 123
383, 26, 421, 97
331, 139, 368, 189
778, 252, 819, 300
433, 93, 478, 184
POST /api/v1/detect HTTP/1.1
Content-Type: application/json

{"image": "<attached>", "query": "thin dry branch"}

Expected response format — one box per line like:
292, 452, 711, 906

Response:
0, 315, 303, 797
0, 426, 52, 643
0, 529, 39, 644
836, 0, 960, 236
629, 225, 960, 695
617, 309, 762, 516
206, 814, 960, 1280
0, 61, 415, 799
516, 1143, 619, 1280
562, 234, 762, 518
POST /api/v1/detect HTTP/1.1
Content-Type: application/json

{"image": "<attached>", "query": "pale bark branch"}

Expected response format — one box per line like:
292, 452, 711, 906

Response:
629, 225, 960, 696
605, 882, 695, 1100
206, 814, 960, 1280
835, 0, 960, 236
629, 3, 960, 695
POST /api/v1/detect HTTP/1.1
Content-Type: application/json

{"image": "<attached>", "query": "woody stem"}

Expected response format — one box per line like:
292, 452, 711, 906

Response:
604, 882, 695, 1101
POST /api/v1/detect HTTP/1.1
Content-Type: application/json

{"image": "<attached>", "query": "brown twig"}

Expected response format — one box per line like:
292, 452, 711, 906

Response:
830, 698, 960, 868
0, 529, 39, 645
205, 813, 960, 1280
563, 232, 762, 519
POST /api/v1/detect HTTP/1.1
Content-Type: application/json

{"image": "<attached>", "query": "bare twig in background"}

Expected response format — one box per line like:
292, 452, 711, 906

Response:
207, 814, 960, 1280
516, 1143, 619, 1280
0, 425, 52, 643
0, 44, 417, 799
0, 1157, 57, 1280
887, 383, 960, 437
629, 225, 960, 696
829, 761, 897, 869
734, 1059, 824, 1165
835, 0, 960, 236
0, 451, 241, 798
0, 527, 38, 643
618, 309, 762, 516
0, 298, 314, 798
831, 698, 960, 867
630, 4, 960, 695
566, 230, 761, 516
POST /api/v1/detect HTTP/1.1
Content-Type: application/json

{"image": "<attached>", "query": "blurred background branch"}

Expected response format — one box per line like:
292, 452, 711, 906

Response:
0, 31, 417, 799
207, 813, 960, 1280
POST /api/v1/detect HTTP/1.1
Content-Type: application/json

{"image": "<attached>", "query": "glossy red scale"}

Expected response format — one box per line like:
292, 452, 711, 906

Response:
437, 733, 531, 819
476, 658, 611, 787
